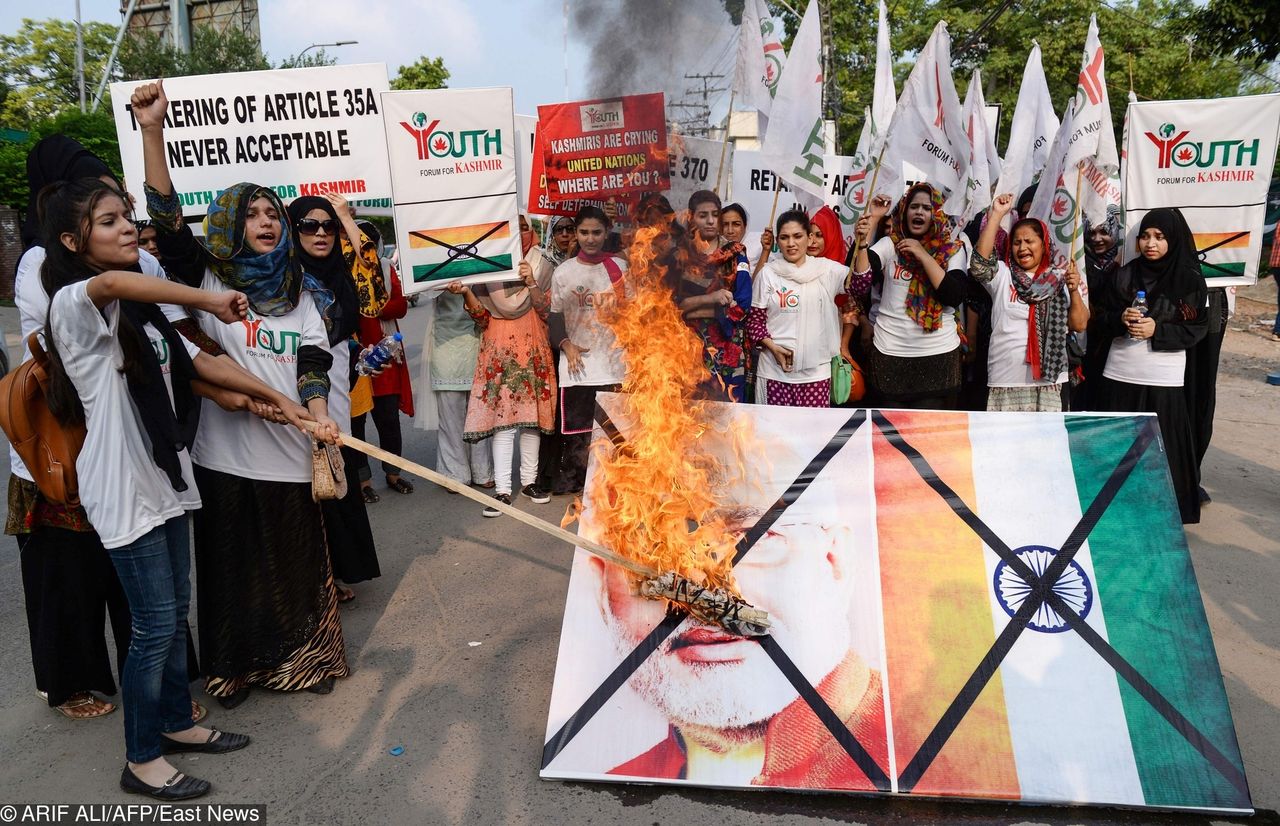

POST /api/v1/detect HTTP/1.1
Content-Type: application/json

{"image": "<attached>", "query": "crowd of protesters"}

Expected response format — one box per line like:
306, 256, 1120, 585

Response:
3, 76, 1228, 800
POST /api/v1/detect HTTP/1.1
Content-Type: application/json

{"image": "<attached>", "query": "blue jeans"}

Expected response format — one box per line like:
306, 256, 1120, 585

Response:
107, 515, 195, 763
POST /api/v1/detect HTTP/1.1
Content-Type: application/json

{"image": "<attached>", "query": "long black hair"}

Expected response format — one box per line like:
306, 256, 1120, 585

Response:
38, 179, 149, 426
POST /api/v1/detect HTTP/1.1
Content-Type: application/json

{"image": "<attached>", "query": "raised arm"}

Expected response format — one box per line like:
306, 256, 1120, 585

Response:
853, 195, 891, 274
85, 271, 247, 323
132, 80, 174, 199
977, 194, 1013, 260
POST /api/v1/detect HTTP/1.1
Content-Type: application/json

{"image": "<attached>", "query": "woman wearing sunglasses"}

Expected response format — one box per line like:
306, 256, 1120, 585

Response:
133, 80, 349, 709
287, 195, 387, 606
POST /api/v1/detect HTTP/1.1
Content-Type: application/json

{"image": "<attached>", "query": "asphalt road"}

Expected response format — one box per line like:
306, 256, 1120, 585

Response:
0, 298, 1277, 826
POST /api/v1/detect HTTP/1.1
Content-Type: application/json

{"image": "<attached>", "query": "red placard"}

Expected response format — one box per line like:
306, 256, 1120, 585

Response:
536, 93, 668, 204
527, 124, 639, 220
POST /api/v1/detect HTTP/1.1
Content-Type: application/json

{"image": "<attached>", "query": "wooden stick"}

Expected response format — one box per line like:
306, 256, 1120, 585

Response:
844, 143, 889, 288
1069, 165, 1083, 263
306, 423, 655, 579
714, 89, 736, 197
752, 185, 784, 276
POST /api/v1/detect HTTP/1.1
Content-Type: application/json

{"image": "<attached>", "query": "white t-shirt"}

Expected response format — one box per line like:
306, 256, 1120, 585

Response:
188, 270, 330, 482
1103, 337, 1186, 387
549, 256, 629, 387
981, 261, 1069, 388
751, 257, 846, 384
868, 235, 967, 358
11, 246, 180, 482
49, 282, 188, 549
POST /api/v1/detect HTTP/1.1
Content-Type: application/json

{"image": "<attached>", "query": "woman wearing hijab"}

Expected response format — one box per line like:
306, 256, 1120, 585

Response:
447, 214, 557, 516
671, 191, 752, 402
1094, 207, 1207, 524
971, 193, 1089, 411
808, 205, 847, 266
851, 184, 972, 409
135, 79, 348, 706
1076, 206, 1124, 409
286, 194, 385, 603
748, 210, 859, 407
347, 220, 415, 502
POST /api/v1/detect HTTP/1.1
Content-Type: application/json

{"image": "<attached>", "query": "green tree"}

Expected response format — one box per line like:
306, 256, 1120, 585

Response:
118, 25, 272, 80
275, 48, 339, 70
1183, 0, 1280, 64
391, 56, 450, 91
0, 18, 118, 128
0, 108, 121, 212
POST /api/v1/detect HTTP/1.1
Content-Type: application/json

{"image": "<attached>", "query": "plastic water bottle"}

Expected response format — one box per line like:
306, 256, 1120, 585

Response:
1128, 291, 1148, 340
356, 332, 403, 376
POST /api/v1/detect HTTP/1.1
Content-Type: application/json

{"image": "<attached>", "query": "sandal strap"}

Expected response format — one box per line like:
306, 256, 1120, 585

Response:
163, 771, 184, 788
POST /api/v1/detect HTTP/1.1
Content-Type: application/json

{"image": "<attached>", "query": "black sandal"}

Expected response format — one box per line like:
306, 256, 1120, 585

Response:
386, 475, 414, 494
361, 486, 380, 504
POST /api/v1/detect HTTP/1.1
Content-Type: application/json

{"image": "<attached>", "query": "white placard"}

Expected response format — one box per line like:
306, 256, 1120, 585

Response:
667, 134, 733, 214
381, 87, 520, 294
111, 64, 392, 218
1124, 95, 1280, 286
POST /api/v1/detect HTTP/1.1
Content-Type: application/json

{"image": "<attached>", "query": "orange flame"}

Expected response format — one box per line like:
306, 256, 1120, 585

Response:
576, 223, 752, 594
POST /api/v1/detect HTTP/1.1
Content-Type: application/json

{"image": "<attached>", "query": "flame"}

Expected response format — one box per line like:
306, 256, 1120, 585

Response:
571, 224, 752, 595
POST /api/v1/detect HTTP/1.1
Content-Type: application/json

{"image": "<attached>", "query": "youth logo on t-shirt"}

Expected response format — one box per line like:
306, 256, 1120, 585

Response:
573, 284, 620, 310
775, 286, 799, 312
150, 336, 170, 371
238, 310, 301, 363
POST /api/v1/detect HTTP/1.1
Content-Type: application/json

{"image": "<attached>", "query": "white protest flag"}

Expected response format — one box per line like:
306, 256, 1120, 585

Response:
1029, 101, 1085, 273
733, 0, 773, 117
958, 70, 1001, 225
869, 0, 896, 153
757, 0, 826, 201
995, 42, 1059, 207
871, 21, 968, 213
1063, 15, 1120, 226
835, 107, 876, 228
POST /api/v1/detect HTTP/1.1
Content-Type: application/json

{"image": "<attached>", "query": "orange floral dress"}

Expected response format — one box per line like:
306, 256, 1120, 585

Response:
462, 305, 557, 441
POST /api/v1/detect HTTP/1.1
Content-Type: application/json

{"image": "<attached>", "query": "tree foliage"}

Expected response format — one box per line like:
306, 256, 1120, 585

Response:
0, 18, 118, 128
1183, 0, 1280, 64
391, 56, 450, 91
118, 25, 273, 80
751, 0, 1249, 154
0, 108, 121, 212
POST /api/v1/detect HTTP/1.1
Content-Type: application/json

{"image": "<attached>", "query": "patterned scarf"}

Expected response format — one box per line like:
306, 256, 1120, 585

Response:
888, 183, 963, 332
1010, 219, 1069, 382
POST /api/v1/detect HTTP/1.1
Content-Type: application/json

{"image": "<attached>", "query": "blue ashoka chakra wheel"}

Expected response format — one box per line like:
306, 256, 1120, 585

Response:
993, 545, 1093, 633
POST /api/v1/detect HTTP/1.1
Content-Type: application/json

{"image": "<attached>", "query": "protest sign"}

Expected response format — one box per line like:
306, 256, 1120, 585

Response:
537, 93, 668, 203
111, 64, 391, 219
730, 149, 813, 254
1124, 94, 1280, 287
542, 398, 1251, 815
667, 134, 731, 213
380, 86, 519, 294
527, 123, 639, 221
516, 114, 538, 214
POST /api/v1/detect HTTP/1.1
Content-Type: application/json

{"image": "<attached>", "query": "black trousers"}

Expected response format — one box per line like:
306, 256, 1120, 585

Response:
351, 394, 405, 479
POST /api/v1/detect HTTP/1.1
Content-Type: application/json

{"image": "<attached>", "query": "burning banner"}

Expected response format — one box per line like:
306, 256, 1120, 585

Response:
1123, 93, 1280, 287
543, 406, 1250, 814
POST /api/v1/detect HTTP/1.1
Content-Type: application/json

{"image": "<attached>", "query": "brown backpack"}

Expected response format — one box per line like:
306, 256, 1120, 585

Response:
0, 332, 87, 505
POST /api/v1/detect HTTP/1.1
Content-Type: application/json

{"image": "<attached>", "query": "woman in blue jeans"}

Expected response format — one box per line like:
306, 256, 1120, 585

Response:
37, 180, 309, 799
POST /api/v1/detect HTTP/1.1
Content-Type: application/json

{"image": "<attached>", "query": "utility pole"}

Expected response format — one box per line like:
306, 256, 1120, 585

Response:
75, 0, 85, 113
682, 72, 727, 138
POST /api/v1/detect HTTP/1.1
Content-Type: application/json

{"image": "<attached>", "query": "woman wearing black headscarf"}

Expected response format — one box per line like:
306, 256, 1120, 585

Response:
1075, 206, 1123, 410
286, 194, 385, 602
1094, 208, 1207, 523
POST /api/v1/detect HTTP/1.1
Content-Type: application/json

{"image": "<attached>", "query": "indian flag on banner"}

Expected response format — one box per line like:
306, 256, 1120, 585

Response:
1193, 230, 1251, 279
873, 410, 1250, 812
408, 220, 514, 282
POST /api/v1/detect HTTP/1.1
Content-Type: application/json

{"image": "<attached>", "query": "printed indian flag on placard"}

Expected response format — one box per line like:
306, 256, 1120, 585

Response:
408, 220, 514, 282
1193, 230, 1251, 279
872, 410, 1250, 812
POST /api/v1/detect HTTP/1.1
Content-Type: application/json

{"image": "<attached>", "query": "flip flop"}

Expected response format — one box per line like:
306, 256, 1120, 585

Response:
53, 693, 116, 720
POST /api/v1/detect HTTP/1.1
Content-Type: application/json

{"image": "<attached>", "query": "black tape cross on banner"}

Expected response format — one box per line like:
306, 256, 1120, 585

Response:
871, 411, 1248, 799
541, 405, 891, 791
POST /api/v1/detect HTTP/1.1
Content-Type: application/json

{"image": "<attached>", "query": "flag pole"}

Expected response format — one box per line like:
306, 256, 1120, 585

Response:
1069, 165, 1084, 262
753, 184, 784, 276
844, 143, 889, 287
715, 89, 736, 197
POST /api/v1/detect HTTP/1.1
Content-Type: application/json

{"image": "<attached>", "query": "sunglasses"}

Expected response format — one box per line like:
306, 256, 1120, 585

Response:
296, 218, 337, 236
554, 224, 576, 234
